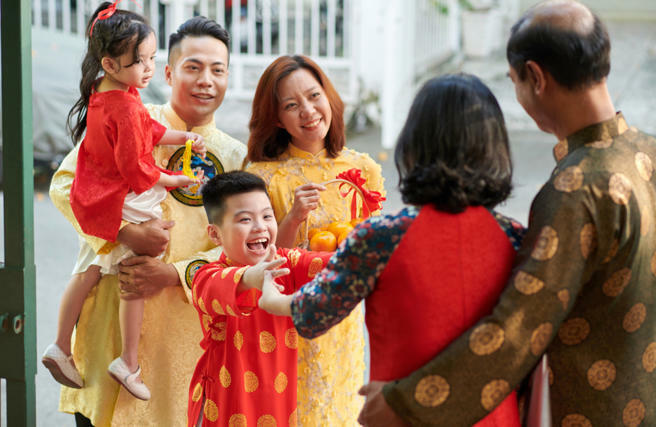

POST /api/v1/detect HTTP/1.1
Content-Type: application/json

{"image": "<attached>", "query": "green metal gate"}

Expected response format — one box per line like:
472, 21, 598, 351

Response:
0, 1, 37, 426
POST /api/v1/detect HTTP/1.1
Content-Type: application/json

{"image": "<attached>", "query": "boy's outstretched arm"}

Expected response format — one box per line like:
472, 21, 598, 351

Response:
258, 271, 293, 316
240, 245, 290, 293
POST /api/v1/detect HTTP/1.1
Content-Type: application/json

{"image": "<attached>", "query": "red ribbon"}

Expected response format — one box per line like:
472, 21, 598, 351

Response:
335, 168, 386, 219
89, 0, 142, 37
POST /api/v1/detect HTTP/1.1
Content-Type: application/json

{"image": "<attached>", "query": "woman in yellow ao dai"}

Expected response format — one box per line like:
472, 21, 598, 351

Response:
245, 55, 385, 425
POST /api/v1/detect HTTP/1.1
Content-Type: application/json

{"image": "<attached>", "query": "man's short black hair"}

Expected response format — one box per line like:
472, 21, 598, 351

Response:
506, 11, 610, 89
201, 171, 269, 225
168, 16, 230, 63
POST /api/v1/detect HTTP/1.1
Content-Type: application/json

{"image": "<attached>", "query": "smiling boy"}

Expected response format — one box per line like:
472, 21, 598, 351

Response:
188, 171, 333, 426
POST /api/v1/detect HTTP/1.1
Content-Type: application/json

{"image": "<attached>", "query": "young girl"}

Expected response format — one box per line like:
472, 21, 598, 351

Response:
42, 1, 204, 401
259, 74, 525, 427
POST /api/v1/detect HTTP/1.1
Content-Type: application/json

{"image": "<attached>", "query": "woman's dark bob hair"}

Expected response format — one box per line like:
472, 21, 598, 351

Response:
395, 73, 512, 213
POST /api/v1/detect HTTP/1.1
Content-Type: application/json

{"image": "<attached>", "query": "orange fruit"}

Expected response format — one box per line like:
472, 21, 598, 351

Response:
309, 231, 337, 252
307, 227, 325, 241
326, 221, 354, 238
337, 229, 352, 245
350, 217, 364, 227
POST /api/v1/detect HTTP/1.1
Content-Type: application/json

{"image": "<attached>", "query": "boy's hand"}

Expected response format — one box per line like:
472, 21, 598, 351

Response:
241, 245, 290, 291
185, 132, 206, 158
288, 183, 326, 224
258, 271, 292, 316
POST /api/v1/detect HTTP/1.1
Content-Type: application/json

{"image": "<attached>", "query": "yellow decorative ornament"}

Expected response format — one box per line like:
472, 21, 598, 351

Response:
182, 139, 197, 179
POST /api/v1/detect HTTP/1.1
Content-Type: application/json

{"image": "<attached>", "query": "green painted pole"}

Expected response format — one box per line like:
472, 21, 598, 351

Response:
0, 0, 36, 426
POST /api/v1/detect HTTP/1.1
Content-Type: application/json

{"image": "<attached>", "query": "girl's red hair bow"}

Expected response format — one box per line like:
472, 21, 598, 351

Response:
335, 168, 385, 219
89, 0, 141, 36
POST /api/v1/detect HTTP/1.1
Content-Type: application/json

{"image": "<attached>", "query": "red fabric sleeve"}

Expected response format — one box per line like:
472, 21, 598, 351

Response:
279, 248, 334, 291
193, 263, 253, 317
150, 117, 167, 145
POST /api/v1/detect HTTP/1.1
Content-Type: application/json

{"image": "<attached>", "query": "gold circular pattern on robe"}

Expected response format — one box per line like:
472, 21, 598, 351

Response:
602, 268, 632, 297
307, 257, 324, 278
234, 331, 244, 350
586, 360, 616, 391
635, 152, 653, 181
609, 173, 632, 205
234, 266, 248, 284
579, 224, 597, 259
623, 399, 646, 427
244, 371, 259, 392
554, 139, 568, 162
204, 399, 219, 422
531, 226, 559, 261
642, 342, 656, 373
480, 379, 510, 411
221, 266, 236, 279
561, 414, 592, 427
558, 317, 590, 346
554, 166, 584, 192
514, 271, 545, 295
211, 322, 227, 341
557, 290, 570, 310
260, 331, 277, 353
285, 328, 298, 349
531, 323, 553, 355
228, 414, 247, 427
212, 299, 225, 315
586, 139, 613, 149
469, 323, 505, 355
202, 314, 212, 332
220, 365, 231, 388
257, 414, 277, 427
604, 239, 619, 264
191, 382, 202, 402
288, 249, 301, 267
289, 409, 297, 426
198, 297, 207, 314
274, 372, 288, 394
414, 375, 450, 407
623, 303, 647, 333
226, 305, 237, 317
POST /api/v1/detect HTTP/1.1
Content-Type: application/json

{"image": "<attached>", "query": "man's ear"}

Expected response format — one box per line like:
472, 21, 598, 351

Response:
164, 64, 173, 86
525, 60, 546, 95
101, 56, 119, 75
207, 224, 222, 246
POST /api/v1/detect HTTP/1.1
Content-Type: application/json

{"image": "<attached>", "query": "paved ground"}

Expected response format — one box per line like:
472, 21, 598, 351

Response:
1, 18, 655, 426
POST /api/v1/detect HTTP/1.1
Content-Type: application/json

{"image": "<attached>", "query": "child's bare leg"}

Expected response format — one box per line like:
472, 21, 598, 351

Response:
55, 266, 101, 355
119, 297, 144, 375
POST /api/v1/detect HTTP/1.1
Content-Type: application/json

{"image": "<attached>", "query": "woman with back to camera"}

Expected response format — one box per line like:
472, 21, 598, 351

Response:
245, 54, 385, 425
259, 73, 525, 427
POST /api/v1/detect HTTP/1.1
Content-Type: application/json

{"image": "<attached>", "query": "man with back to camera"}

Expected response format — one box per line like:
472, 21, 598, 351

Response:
49, 16, 246, 426
357, 1, 656, 425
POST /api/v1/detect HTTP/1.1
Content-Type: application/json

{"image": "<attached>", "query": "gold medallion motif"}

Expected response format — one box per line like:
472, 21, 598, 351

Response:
554, 139, 568, 162
586, 360, 616, 391
602, 268, 632, 297
228, 414, 247, 427
201, 314, 212, 332
554, 166, 584, 192
586, 139, 613, 149
480, 379, 510, 411
642, 342, 656, 373
244, 371, 259, 392
198, 297, 207, 314
307, 257, 324, 278
531, 226, 559, 261
260, 331, 277, 353
514, 271, 545, 295
219, 365, 231, 388
557, 290, 570, 310
469, 323, 505, 355
234, 266, 248, 284
609, 173, 632, 205
635, 152, 653, 181
579, 224, 597, 259
289, 409, 297, 426
226, 305, 237, 317
623, 399, 646, 427
274, 372, 288, 393
561, 414, 592, 427
530, 323, 553, 355
623, 303, 647, 333
603, 239, 620, 263
558, 317, 590, 346
414, 375, 450, 407
285, 328, 298, 349
204, 399, 219, 422
257, 414, 277, 427
288, 249, 301, 267
212, 299, 225, 315
234, 331, 244, 350
221, 266, 236, 279
191, 382, 202, 402
211, 322, 227, 341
